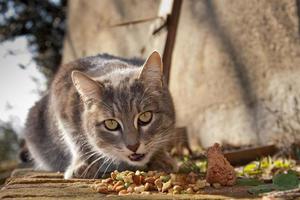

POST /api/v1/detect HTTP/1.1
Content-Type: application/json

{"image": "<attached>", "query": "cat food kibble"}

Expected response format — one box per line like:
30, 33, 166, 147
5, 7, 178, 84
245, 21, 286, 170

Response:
91, 170, 208, 195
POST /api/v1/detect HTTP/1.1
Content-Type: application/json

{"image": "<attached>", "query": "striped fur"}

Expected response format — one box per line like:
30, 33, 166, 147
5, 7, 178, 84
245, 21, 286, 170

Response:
24, 52, 176, 179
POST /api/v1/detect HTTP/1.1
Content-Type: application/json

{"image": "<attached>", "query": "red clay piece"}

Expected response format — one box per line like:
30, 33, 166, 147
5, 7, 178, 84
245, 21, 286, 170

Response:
206, 143, 236, 186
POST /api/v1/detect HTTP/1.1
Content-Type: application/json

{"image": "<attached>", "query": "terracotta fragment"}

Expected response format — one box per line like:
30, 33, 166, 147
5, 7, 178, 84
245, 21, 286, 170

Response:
206, 143, 236, 186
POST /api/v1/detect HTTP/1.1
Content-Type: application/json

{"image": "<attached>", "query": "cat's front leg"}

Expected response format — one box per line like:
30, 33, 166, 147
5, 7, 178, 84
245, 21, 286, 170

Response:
64, 157, 100, 179
147, 150, 178, 173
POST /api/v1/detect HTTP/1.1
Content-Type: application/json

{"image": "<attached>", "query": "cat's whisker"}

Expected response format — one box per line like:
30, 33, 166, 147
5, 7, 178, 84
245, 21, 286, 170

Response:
147, 135, 182, 148
80, 151, 99, 164
81, 155, 104, 178
82, 148, 96, 155
94, 156, 110, 178
144, 128, 174, 145
82, 157, 104, 178
156, 136, 178, 142
145, 132, 176, 147
93, 159, 106, 179
101, 158, 115, 178
77, 142, 94, 154
116, 162, 119, 171
78, 150, 94, 159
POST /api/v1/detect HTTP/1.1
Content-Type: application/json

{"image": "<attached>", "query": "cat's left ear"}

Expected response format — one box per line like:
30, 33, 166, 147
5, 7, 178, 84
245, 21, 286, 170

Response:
71, 70, 103, 103
139, 51, 163, 87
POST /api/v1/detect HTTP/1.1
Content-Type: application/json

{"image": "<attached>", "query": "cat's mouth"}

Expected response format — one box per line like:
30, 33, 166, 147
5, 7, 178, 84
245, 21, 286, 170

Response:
128, 153, 145, 161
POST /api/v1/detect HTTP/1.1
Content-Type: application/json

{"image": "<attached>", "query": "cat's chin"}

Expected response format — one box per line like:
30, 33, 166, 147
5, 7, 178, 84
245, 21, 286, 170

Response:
93, 145, 153, 168
128, 153, 145, 162
122, 153, 151, 167
126, 159, 148, 167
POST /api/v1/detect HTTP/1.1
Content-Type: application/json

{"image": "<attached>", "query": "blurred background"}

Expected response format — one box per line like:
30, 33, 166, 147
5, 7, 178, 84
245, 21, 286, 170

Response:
0, 0, 300, 183
0, 0, 66, 182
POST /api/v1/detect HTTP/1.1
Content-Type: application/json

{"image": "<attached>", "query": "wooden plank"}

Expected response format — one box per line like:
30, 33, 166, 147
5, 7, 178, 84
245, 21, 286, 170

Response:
0, 161, 19, 185
0, 169, 260, 200
224, 145, 278, 166
190, 145, 278, 166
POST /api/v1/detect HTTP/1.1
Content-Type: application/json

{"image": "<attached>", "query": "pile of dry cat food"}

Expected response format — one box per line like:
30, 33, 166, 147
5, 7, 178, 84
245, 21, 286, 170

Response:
92, 170, 208, 195
92, 143, 237, 195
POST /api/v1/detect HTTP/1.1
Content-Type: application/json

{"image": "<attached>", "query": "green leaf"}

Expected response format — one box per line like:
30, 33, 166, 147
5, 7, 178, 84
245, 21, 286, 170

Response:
260, 157, 271, 169
273, 159, 292, 169
178, 161, 200, 173
243, 162, 262, 175
236, 178, 264, 186
248, 171, 300, 195
272, 171, 299, 190
248, 184, 276, 195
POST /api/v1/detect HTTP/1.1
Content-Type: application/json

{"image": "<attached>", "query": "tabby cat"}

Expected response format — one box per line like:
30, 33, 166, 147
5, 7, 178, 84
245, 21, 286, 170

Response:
24, 51, 176, 179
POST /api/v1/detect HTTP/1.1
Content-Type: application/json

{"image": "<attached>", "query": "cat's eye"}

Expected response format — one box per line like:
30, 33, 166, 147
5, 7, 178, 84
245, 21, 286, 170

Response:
104, 119, 120, 131
138, 111, 153, 126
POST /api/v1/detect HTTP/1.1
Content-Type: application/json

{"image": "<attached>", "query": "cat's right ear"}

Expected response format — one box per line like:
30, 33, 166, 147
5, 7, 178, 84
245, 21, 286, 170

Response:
71, 71, 103, 103
139, 51, 163, 87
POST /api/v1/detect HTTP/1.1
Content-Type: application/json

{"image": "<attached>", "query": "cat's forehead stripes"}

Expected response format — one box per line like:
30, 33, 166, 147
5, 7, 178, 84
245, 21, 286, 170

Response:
100, 78, 145, 116
94, 67, 140, 88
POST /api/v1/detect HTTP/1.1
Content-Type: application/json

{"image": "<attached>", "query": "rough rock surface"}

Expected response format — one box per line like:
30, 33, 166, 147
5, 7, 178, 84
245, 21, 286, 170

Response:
206, 143, 236, 186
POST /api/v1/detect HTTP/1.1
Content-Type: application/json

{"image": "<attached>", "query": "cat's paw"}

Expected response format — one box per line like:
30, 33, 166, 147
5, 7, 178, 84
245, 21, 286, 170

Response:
147, 151, 178, 173
64, 161, 99, 179
64, 166, 75, 179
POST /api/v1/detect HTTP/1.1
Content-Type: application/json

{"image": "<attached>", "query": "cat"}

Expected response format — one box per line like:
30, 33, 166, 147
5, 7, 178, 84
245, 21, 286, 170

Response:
24, 51, 177, 179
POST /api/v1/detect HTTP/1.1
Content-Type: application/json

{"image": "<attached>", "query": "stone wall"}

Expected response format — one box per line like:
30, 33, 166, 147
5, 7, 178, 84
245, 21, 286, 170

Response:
63, 0, 300, 148
63, 0, 162, 63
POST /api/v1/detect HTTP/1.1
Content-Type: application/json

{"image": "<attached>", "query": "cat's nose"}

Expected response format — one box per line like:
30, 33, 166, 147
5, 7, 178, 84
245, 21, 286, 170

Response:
127, 142, 140, 152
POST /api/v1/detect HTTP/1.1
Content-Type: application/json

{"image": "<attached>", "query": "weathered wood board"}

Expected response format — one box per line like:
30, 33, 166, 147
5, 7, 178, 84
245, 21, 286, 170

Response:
0, 169, 259, 200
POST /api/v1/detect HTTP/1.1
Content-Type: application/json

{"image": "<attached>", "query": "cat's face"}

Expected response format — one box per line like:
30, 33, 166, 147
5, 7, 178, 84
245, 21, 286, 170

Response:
72, 52, 175, 167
